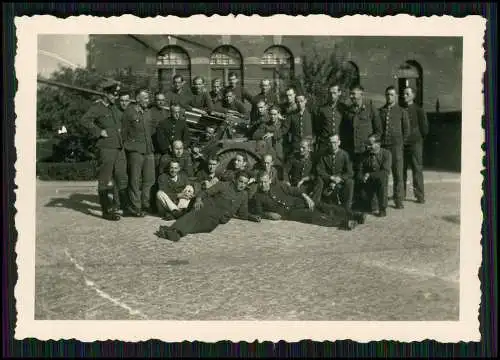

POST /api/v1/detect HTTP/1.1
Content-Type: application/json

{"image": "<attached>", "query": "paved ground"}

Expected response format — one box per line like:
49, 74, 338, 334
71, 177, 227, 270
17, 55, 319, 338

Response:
35, 171, 461, 321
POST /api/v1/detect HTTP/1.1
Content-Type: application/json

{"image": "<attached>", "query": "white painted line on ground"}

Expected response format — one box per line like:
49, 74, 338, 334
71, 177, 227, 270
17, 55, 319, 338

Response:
64, 249, 148, 319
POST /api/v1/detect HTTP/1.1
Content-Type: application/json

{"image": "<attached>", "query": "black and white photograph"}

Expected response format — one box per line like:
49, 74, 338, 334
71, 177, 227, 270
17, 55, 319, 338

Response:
15, 15, 484, 342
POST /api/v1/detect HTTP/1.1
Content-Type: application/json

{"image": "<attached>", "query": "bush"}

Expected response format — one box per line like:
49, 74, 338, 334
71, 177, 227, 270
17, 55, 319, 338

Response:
36, 161, 98, 181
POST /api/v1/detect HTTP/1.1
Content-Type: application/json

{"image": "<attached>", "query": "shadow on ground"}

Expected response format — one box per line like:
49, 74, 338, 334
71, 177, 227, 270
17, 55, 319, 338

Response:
442, 215, 460, 224
45, 193, 102, 219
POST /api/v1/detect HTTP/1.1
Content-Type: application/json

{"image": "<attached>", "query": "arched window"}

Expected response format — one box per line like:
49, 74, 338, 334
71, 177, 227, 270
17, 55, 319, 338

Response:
396, 60, 423, 107
343, 61, 360, 88
210, 46, 243, 87
261, 46, 294, 93
156, 46, 191, 92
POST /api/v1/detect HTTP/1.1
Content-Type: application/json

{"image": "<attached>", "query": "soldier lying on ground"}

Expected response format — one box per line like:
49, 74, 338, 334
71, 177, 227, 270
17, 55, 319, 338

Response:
155, 170, 261, 242
252, 173, 366, 230
156, 160, 196, 220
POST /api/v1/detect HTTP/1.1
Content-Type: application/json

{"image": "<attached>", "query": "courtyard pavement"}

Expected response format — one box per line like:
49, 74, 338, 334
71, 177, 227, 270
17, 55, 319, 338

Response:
34, 171, 461, 321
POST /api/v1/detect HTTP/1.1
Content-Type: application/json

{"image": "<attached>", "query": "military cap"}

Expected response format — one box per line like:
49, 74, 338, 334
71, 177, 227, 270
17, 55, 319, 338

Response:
101, 80, 120, 93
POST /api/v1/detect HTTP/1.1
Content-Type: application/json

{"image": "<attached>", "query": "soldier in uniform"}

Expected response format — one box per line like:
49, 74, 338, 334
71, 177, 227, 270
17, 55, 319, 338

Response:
195, 155, 222, 191
341, 84, 382, 205
356, 133, 392, 217
283, 139, 323, 204
315, 84, 346, 158
221, 89, 248, 117
150, 92, 170, 175
220, 153, 256, 183
165, 74, 193, 110
252, 105, 283, 160
280, 87, 299, 160
155, 170, 261, 242
210, 78, 224, 111
156, 160, 196, 220
249, 99, 269, 133
159, 140, 194, 178
122, 88, 156, 217
402, 86, 429, 204
80, 80, 128, 221
316, 134, 355, 211
378, 85, 410, 209
225, 72, 253, 105
250, 79, 280, 122
341, 84, 382, 167
188, 76, 214, 114
156, 102, 191, 173
287, 93, 314, 160
252, 173, 365, 230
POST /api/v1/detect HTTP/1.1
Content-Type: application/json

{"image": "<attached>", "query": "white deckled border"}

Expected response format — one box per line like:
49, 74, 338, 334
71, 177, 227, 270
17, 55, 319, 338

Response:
14, 14, 485, 343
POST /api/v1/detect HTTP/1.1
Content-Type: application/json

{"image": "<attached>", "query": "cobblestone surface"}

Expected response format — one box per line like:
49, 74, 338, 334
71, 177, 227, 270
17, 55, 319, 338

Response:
35, 172, 461, 320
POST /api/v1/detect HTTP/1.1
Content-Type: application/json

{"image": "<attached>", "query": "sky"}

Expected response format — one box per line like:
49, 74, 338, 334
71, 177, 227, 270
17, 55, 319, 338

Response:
37, 35, 89, 78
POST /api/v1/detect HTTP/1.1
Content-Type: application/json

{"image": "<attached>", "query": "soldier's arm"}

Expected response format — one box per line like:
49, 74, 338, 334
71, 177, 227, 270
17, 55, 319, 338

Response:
373, 151, 392, 178
281, 181, 304, 197
251, 123, 267, 140
182, 122, 191, 149
315, 157, 330, 183
419, 108, 429, 138
371, 105, 382, 137
184, 155, 194, 178
80, 106, 103, 139
402, 109, 410, 142
273, 123, 283, 140
204, 92, 214, 113
155, 123, 169, 154
234, 193, 250, 220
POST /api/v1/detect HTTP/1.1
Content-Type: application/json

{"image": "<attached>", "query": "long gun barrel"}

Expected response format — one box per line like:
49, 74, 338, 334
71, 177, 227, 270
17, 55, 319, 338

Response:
37, 77, 114, 98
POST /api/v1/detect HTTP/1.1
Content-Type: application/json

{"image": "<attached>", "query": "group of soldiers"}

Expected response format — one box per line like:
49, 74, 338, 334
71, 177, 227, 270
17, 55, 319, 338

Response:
80, 71, 429, 242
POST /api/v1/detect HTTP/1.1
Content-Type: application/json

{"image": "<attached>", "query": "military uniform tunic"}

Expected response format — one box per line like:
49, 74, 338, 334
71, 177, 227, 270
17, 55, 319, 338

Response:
378, 104, 410, 204
253, 182, 351, 228
122, 104, 156, 212
81, 101, 128, 192
316, 148, 355, 209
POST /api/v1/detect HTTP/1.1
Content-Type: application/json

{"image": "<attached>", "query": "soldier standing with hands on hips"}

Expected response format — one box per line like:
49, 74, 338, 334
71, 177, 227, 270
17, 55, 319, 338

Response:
80, 80, 129, 221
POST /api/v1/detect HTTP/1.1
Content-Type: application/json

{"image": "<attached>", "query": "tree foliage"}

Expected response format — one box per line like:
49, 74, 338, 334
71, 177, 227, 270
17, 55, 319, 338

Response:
37, 66, 152, 162
281, 44, 360, 113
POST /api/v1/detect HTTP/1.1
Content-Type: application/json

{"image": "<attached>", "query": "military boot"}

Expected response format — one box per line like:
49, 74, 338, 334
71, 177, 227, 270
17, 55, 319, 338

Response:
99, 190, 120, 221
118, 189, 130, 212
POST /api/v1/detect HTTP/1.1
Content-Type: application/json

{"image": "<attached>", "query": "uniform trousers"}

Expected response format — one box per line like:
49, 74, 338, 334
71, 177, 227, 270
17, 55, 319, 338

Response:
171, 201, 228, 236
126, 151, 155, 211
382, 143, 404, 204
96, 148, 128, 213
359, 172, 389, 212
284, 203, 349, 228
403, 141, 425, 201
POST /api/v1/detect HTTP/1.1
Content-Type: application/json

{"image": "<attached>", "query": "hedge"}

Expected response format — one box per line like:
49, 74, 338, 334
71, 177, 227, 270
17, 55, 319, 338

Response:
36, 161, 98, 181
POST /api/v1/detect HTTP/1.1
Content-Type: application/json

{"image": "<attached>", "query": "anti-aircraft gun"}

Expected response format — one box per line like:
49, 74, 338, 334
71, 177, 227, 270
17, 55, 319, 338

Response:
37, 77, 284, 173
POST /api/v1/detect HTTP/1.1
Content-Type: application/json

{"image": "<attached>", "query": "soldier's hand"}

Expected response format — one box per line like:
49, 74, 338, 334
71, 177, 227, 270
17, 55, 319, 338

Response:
194, 198, 204, 210
100, 129, 109, 138
304, 196, 315, 211
363, 173, 370, 182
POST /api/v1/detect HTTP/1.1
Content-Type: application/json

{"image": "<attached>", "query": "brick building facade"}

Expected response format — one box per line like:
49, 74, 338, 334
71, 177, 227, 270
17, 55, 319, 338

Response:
87, 34, 462, 113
